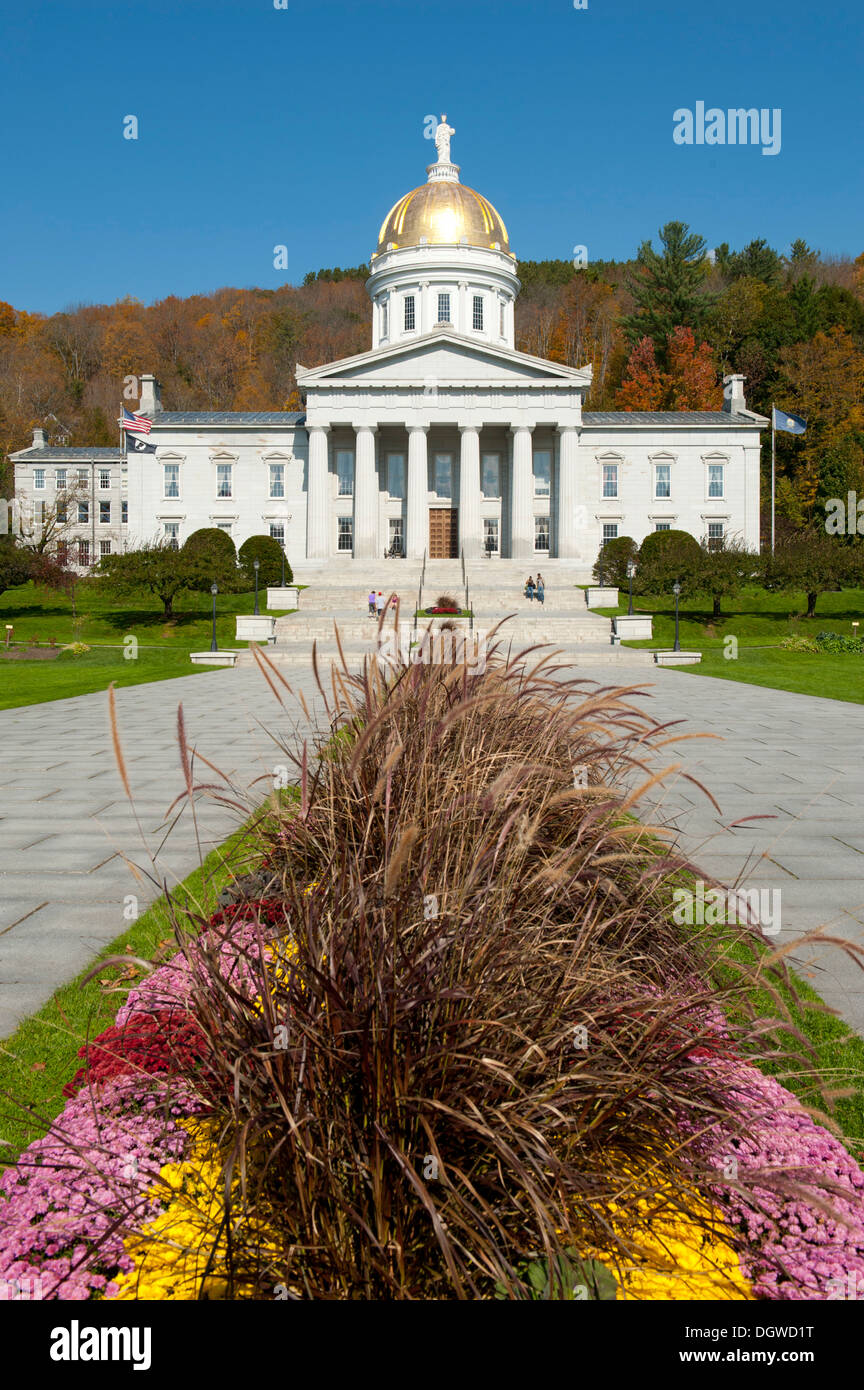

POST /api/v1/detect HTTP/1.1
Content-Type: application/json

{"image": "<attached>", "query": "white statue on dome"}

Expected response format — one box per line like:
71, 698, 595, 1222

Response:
435, 114, 455, 165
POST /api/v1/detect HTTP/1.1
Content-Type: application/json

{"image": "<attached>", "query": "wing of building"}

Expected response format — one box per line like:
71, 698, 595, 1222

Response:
12, 126, 766, 579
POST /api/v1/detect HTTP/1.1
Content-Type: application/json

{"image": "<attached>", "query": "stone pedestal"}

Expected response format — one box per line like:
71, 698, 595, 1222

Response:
613, 614, 653, 640
266, 586, 299, 609
236, 615, 277, 642
585, 586, 619, 607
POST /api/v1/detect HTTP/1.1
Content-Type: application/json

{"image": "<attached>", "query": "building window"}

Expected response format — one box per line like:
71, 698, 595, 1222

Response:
707, 521, 725, 552
387, 454, 405, 498
654, 463, 671, 499
602, 523, 618, 543
484, 518, 499, 554
433, 453, 452, 498
57, 541, 68, 565
121, 500, 128, 524
472, 295, 484, 331
216, 463, 232, 498
269, 522, 285, 546
163, 464, 179, 499
388, 517, 404, 554
216, 521, 233, 533
77, 469, 89, 486
655, 522, 671, 532
99, 501, 110, 524
55, 468, 67, 490
481, 454, 500, 498
99, 469, 111, 490
56, 502, 67, 523
269, 464, 285, 498
708, 463, 725, 498
100, 539, 112, 558
533, 450, 551, 497
601, 463, 618, 498
34, 468, 46, 490
437, 292, 451, 323
337, 516, 353, 551
34, 500, 45, 525
164, 523, 179, 548
404, 296, 415, 331
534, 516, 550, 551
336, 450, 354, 496
380, 298, 389, 339
78, 539, 90, 567
78, 501, 89, 524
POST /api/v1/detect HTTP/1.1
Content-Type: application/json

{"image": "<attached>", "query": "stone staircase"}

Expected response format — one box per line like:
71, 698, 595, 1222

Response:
235, 559, 654, 668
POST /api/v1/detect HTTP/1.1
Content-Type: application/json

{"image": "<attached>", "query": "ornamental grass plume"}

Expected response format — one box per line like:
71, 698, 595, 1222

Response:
172, 639, 855, 1300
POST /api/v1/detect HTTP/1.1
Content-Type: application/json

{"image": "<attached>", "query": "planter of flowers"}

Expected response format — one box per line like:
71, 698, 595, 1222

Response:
3, 648, 863, 1301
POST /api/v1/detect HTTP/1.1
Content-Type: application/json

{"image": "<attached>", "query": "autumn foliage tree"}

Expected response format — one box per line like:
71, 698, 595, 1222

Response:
616, 328, 721, 410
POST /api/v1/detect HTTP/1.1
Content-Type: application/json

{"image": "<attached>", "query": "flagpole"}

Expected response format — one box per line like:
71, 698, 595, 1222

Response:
771, 403, 776, 555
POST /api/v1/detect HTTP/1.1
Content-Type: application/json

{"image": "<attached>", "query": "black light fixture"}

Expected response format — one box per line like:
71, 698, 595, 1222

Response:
253, 557, 260, 616
210, 583, 219, 652
672, 581, 682, 652
626, 559, 636, 616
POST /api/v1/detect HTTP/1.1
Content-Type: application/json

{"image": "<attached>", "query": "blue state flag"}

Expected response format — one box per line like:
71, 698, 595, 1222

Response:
772, 408, 806, 435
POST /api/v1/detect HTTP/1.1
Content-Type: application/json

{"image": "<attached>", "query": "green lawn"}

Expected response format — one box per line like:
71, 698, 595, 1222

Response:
592, 585, 864, 704
0, 581, 296, 709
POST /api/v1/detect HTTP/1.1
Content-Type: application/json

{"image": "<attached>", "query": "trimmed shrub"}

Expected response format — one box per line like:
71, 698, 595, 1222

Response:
635, 528, 702, 594
238, 535, 290, 587
593, 536, 638, 587
182, 528, 239, 591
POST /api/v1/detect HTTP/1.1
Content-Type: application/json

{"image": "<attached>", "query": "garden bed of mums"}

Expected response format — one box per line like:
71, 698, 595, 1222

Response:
1, 645, 863, 1300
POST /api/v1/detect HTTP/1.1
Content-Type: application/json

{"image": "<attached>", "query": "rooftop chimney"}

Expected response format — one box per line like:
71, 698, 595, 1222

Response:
723, 373, 747, 414
139, 373, 163, 414
32, 426, 46, 448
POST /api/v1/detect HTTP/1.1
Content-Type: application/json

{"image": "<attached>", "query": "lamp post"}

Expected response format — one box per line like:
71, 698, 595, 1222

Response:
672, 582, 681, 653
253, 558, 260, 616
626, 559, 635, 616
210, 583, 219, 653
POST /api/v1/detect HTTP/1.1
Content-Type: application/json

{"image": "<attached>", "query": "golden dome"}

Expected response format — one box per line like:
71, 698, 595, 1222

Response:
375, 181, 511, 256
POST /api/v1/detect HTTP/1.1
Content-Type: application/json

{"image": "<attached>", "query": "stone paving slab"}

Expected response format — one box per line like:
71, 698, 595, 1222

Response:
2, 652, 864, 1045
0, 667, 326, 1037
571, 661, 864, 1035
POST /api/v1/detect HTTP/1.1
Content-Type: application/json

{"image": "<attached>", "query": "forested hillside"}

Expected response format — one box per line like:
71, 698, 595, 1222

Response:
2, 224, 862, 529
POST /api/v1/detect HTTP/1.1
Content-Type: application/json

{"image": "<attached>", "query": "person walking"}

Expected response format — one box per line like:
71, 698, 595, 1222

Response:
368, 589, 377, 618
525, 575, 535, 601
535, 572, 545, 605
376, 590, 386, 617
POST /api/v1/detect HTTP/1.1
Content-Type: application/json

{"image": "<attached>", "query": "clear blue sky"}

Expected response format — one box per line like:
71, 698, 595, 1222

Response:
2, 0, 861, 313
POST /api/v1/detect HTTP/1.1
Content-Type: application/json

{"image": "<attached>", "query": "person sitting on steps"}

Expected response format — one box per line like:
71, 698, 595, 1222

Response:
525, 576, 536, 601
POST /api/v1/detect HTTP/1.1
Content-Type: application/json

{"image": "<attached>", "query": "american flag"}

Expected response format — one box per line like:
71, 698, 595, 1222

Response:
117, 406, 153, 435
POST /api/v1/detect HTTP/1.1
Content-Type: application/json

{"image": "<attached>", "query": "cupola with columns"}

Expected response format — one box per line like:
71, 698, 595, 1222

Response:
366, 116, 520, 350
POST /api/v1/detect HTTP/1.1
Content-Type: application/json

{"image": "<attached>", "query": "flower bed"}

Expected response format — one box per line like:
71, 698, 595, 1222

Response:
1, 892, 863, 1300
2, 651, 863, 1301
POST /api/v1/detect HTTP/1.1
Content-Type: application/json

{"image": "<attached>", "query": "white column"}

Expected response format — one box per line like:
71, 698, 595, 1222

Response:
557, 425, 580, 560
510, 424, 534, 560
306, 425, 330, 560
458, 424, 482, 560
354, 425, 378, 559
406, 425, 429, 559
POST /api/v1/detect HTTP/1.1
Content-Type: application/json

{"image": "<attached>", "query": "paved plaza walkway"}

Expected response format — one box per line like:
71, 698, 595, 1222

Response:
1, 653, 862, 1038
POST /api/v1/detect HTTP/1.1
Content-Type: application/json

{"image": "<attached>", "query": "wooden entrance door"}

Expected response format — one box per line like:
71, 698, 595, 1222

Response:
429, 508, 458, 559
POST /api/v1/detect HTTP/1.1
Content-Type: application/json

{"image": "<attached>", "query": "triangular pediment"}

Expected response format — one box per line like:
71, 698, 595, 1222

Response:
296, 330, 592, 389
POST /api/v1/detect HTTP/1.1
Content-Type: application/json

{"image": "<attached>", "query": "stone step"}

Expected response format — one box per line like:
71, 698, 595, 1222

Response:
235, 642, 654, 669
